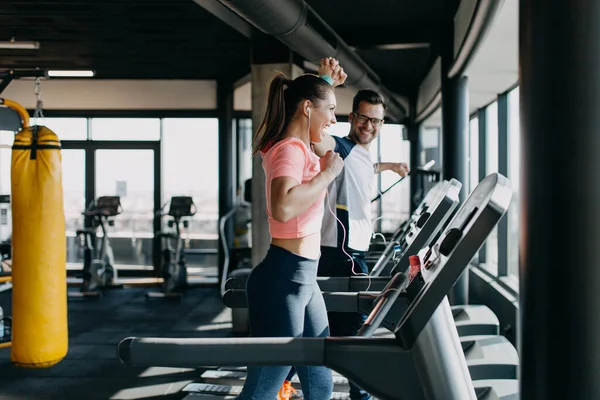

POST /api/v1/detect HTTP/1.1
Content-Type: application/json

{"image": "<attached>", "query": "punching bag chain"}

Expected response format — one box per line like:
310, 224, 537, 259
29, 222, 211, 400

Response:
32, 78, 44, 121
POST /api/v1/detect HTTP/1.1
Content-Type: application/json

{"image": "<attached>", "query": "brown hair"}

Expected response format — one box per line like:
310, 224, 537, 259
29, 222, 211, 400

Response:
252, 73, 333, 156
352, 89, 387, 113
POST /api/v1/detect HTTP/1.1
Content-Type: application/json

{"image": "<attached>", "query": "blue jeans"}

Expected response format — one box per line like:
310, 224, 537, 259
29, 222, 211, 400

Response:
318, 246, 371, 400
236, 245, 333, 400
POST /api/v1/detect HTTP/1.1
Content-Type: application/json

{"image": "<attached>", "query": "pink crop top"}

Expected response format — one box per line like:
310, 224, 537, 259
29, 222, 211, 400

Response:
261, 137, 325, 239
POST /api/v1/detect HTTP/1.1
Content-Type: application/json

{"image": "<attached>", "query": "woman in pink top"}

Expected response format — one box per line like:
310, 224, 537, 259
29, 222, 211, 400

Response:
235, 63, 346, 400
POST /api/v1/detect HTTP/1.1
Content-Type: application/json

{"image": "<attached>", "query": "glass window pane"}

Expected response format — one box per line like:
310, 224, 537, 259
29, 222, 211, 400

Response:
371, 136, 380, 228
238, 118, 253, 184
0, 130, 14, 146
162, 118, 219, 270
0, 131, 13, 195
91, 118, 160, 141
485, 102, 499, 272
379, 124, 410, 233
42, 118, 87, 140
96, 149, 155, 267
420, 127, 440, 167
469, 117, 479, 192
486, 102, 499, 173
162, 118, 219, 238
0, 148, 10, 195
508, 87, 520, 278
63, 150, 86, 266
326, 122, 350, 138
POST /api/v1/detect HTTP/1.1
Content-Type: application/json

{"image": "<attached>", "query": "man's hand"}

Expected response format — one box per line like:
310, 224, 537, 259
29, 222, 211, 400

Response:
390, 162, 410, 177
373, 163, 410, 178
318, 57, 347, 87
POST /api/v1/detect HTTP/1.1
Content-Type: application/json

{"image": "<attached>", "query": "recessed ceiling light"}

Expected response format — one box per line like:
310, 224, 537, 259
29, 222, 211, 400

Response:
0, 40, 39, 50
47, 70, 95, 77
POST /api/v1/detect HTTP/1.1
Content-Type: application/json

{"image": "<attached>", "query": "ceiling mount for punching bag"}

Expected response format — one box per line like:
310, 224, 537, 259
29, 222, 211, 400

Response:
0, 99, 29, 133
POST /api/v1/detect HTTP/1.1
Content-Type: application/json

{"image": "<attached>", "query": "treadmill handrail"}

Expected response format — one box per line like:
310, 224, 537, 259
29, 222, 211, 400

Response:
357, 272, 407, 337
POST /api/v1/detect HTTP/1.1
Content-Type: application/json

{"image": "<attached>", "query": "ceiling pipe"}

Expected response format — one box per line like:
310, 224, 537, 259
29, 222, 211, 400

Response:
215, 0, 408, 122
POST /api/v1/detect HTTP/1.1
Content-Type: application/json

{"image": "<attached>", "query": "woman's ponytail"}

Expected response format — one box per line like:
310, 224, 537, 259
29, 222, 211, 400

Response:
252, 73, 291, 156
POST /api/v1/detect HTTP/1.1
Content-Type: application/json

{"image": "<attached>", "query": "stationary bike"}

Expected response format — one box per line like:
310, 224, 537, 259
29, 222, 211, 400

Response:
220, 180, 252, 333
70, 196, 123, 298
147, 196, 196, 299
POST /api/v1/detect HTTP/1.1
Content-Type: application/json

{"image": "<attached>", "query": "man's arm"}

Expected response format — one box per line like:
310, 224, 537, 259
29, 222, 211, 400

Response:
374, 162, 410, 177
311, 133, 336, 157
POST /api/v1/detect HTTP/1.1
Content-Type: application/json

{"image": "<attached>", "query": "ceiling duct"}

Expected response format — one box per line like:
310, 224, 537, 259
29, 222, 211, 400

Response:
216, 0, 408, 122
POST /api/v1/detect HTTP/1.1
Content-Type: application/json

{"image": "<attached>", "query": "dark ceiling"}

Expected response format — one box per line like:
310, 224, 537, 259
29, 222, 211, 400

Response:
0, 0, 460, 98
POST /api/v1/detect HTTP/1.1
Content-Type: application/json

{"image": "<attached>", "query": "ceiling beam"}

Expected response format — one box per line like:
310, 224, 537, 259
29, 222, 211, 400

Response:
192, 0, 255, 38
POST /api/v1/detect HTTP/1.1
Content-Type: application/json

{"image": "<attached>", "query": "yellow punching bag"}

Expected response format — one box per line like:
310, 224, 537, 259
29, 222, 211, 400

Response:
11, 125, 67, 368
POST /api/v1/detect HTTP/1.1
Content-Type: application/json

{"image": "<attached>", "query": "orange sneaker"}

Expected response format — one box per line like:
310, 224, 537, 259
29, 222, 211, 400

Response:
277, 379, 297, 400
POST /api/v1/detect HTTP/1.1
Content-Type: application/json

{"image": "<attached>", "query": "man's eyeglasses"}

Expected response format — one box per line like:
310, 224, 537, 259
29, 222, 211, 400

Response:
353, 113, 384, 127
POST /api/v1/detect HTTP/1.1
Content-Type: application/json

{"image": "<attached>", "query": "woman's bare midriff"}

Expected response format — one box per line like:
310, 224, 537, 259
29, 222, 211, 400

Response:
271, 232, 321, 260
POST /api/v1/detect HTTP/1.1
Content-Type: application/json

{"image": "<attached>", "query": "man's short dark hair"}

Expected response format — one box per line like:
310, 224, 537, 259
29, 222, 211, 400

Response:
352, 89, 387, 113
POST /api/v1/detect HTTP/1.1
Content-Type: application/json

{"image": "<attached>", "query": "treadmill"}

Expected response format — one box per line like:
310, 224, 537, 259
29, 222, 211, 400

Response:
366, 179, 448, 262
117, 173, 519, 400
225, 178, 500, 338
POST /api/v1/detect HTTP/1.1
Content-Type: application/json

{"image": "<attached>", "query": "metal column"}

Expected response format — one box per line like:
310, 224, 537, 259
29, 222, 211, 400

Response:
441, 75, 469, 202
442, 32, 470, 305
407, 122, 421, 213
519, 1, 600, 398
497, 93, 509, 277
218, 80, 235, 289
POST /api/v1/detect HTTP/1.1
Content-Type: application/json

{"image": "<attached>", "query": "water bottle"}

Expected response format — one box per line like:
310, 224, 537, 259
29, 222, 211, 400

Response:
408, 255, 421, 282
392, 244, 402, 263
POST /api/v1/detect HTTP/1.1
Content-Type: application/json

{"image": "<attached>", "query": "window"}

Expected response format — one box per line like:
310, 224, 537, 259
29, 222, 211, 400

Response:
507, 87, 520, 278
326, 122, 350, 138
237, 118, 253, 186
91, 118, 160, 141
417, 126, 441, 211
379, 124, 410, 233
0, 131, 13, 195
62, 150, 86, 265
420, 127, 440, 168
485, 102, 499, 272
469, 117, 479, 192
162, 118, 219, 239
42, 118, 88, 140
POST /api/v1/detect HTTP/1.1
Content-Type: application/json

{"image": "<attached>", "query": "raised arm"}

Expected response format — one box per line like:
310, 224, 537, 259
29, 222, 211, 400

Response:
318, 57, 347, 88
311, 57, 347, 157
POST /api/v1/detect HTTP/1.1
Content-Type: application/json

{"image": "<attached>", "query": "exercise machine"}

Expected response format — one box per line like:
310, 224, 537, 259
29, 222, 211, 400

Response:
218, 180, 252, 333
225, 178, 500, 338
69, 196, 123, 298
147, 196, 196, 299
116, 173, 519, 400
369, 160, 439, 248
219, 183, 252, 295
369, 179, 462, 278
222, 174, 456, 335
367, 179, 446, 260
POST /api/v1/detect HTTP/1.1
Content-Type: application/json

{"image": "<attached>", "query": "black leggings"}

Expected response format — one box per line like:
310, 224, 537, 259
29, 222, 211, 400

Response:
235, 244, 333, 400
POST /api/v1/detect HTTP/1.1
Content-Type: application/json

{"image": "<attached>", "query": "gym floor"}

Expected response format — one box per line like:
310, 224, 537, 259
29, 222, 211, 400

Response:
0, 286, 232, 399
